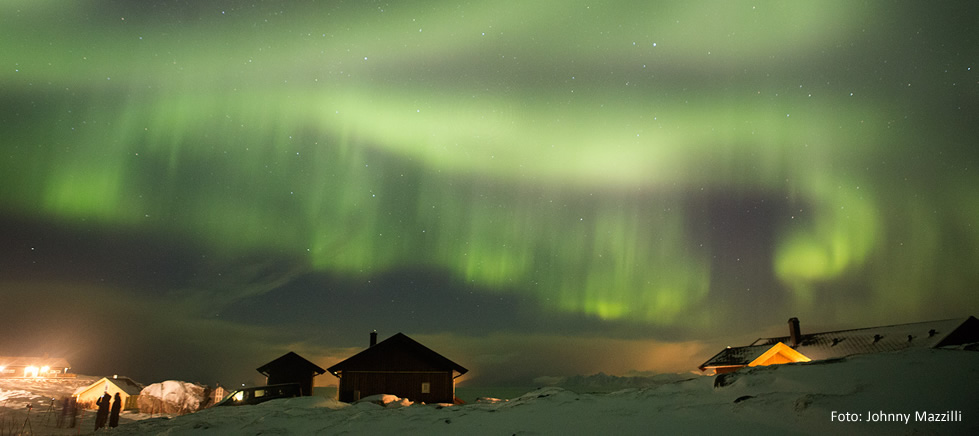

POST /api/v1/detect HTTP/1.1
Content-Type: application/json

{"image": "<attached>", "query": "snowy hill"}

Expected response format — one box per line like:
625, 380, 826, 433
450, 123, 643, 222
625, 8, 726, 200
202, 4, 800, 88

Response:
535, 371, 697, 393
109, 348, 977, 435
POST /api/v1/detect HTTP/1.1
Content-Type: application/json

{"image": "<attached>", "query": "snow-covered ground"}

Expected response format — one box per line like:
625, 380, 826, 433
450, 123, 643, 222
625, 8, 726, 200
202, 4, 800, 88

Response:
3, 348, 976, 435
0, 375, 164, 435
111, 348, 975, 435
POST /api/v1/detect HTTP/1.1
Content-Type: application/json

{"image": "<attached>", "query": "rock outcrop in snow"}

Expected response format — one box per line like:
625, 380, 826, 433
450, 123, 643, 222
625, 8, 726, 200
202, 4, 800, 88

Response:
137, 380, 208, 415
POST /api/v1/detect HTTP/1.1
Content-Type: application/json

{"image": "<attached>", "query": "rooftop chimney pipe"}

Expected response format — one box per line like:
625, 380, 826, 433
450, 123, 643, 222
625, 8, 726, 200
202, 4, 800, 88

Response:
370, 330, 378, 347
788, 317, 801, 347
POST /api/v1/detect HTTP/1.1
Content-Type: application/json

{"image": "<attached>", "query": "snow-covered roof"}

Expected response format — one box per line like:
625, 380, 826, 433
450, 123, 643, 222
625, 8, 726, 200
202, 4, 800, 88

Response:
698, 345, 772, 370
109, 376, 147, 395
77, 376, 145, 397
700, 316, 978, 370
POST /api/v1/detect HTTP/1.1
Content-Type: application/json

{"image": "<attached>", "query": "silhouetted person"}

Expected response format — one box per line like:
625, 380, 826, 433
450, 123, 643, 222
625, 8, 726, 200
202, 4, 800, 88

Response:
109, 392, 122, 428
58, 395, 70, 428
68, 396, 79, 428
95, 392, 111, 430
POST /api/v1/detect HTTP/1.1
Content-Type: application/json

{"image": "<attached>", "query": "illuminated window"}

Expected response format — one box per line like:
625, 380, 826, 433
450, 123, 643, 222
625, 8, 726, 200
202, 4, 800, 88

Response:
421, 382, 430, 394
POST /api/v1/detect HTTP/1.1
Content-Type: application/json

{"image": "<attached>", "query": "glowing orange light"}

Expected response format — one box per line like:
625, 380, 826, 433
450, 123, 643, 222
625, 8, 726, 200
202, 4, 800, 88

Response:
747, 342, 811, 367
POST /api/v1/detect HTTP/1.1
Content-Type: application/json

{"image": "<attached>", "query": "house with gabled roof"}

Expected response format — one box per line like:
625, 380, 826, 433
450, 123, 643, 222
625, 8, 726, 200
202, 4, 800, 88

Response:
256, 351, 326, 397
327, 332, 468, 404
699, 316, 979, 374
73, 375, 143, 410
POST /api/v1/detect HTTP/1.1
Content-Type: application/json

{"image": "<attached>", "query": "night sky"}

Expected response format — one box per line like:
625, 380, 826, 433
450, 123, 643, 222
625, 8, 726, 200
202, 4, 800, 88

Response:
2, 1, 977, 388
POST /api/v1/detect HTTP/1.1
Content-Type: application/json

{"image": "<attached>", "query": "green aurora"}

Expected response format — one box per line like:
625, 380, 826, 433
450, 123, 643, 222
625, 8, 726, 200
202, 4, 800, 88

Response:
1, 1, 977, 383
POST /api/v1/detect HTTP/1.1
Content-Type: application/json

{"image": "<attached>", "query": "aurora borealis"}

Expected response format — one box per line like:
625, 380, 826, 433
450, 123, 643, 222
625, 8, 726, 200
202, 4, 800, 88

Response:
2, 1, 977, 386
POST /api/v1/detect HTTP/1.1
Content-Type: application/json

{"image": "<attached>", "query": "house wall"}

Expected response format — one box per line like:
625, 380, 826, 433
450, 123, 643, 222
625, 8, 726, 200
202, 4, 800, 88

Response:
258, 353, 323, 397
266, 370, 315, 397
76, 390, 136, 410
74, 379, 139, 410
761, 353, 796, 365
338, 371, 454, 403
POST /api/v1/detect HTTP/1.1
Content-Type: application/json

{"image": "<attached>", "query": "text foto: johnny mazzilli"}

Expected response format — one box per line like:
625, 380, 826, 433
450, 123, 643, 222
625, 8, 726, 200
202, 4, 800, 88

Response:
831, 410, 962, 424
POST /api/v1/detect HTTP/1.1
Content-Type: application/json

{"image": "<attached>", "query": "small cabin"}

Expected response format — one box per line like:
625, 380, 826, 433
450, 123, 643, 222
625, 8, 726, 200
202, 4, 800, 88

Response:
256, 352, 326, 396
327, 332, 468, 404
73, 376, 143, 410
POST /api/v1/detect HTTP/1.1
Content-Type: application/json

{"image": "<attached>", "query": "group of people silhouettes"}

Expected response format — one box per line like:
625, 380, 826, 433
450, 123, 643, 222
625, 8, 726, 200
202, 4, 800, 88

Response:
94, 392, 123, 430
56, 390, 125, 431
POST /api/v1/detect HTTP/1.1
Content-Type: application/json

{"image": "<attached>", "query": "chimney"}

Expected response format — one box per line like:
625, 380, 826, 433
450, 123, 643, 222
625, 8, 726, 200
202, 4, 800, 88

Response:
788, 317, 801, 347
369, 330, 378, 347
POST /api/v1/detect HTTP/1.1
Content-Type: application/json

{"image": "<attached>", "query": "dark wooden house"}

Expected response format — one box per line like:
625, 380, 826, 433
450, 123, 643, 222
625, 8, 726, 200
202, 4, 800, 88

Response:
327, 332, 468, 404
256, 351, 326, 396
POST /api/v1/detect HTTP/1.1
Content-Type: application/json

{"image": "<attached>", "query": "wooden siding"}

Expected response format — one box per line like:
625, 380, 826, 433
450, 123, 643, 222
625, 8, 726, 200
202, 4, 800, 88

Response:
266, 370, 315, 397
257, 352, 325, 397
337, 370, 455, 404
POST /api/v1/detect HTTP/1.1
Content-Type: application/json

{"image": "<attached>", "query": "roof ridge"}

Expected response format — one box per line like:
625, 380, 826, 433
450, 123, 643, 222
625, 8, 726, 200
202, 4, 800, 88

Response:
757, 317, 968, 341
326, 332, 467, 375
